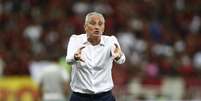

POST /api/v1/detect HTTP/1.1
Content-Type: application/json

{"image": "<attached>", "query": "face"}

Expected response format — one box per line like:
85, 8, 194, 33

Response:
84, 15, 105, 39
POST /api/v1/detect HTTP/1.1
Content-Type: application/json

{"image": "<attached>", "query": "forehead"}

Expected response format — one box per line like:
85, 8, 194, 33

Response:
88, 15, 104, 22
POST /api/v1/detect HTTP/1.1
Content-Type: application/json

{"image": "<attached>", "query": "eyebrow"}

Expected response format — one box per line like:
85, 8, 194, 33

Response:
88, 19, 103, 24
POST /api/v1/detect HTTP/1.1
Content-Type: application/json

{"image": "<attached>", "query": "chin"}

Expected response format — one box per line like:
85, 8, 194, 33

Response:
92, 33, 101, 37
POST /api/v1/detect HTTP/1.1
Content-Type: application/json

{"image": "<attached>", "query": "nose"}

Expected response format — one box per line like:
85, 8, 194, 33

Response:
94, 27, 99, 30
94, 25, 100, 30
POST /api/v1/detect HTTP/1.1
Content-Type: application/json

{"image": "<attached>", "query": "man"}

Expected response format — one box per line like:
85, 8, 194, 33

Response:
38, 62, 69, 101
66, 12, 126, 101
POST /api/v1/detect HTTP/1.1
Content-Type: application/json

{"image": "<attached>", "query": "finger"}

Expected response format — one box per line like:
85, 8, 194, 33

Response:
79, 46, 85, 51
74, 53, 78, 56
78, 46, 85, 53
74, 53, 80, 60
114, 43, 119, 48
77, 46, 85, 54
80, 58, 85, 62
75, 51, 81, 57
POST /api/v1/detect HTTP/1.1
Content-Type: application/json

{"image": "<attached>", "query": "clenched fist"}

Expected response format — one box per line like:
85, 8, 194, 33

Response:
112, 44, 122, 61
74, 46, 85, 62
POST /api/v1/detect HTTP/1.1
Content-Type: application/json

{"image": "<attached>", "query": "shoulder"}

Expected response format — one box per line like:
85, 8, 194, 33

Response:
102, 35, 118, 42
70, 34, 86, 39
69, 34, 86, 42
102, 35, 117, 39
102, 35, 119, 46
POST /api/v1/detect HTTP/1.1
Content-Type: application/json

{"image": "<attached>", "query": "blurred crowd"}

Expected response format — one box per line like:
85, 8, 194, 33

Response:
0, 0, 201, 100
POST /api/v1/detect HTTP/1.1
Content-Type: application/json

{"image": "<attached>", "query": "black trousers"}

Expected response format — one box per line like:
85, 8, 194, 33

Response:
69, 90, 116, 101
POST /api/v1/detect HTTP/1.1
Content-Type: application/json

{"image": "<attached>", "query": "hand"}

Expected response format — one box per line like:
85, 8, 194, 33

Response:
74, 46, 85, 62
113, 44, 122, 60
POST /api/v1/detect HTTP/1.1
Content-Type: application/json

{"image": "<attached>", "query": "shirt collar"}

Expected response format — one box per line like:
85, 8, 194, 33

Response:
83, 34, 104, 46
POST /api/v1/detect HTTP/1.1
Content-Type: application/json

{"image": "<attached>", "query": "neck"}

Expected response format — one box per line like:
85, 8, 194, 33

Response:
87, 36, 101, 45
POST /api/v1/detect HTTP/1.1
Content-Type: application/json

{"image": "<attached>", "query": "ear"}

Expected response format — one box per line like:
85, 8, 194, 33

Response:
84, 24, 87, 31
84, 24, 88, 31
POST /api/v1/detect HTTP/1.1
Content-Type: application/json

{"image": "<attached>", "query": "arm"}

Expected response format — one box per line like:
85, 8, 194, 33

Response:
111, 36, 126, 64
61, 68, 70, 96
38, 74, 44, 101
66, 35, 85, 64
66, 35, 78, 64
38, 83, 43, 101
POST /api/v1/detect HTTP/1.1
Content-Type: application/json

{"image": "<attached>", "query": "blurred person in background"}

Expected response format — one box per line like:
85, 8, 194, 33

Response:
66, 12, 126, 101
0, 57, 5, 77
38, 62, 69, 101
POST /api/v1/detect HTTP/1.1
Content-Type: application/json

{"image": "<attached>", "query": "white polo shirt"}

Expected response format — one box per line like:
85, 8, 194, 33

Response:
66, 34, 126, 94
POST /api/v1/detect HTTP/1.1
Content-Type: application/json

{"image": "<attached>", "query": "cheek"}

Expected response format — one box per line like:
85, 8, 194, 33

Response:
101, 26, 105, 31
87, 25, 94, 31
85, 27, 89, 32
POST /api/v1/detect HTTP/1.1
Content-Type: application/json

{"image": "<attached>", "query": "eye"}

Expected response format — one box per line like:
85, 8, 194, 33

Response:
98, 22, 103, 26
89, 21, 96, 25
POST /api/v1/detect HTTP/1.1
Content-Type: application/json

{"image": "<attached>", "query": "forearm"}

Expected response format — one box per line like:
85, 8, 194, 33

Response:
66, 35, 77, 64
66, 55, 76, 64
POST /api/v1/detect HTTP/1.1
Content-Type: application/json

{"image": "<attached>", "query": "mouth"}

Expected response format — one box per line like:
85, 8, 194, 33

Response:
93, 31, 101, 35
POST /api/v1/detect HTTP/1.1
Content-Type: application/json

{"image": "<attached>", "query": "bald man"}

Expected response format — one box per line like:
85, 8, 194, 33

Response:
66, 12, 126, 101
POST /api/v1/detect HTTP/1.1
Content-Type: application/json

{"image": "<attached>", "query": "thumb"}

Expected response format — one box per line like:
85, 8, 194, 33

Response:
114, 43, 119, 49
114, 43, 120, 52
